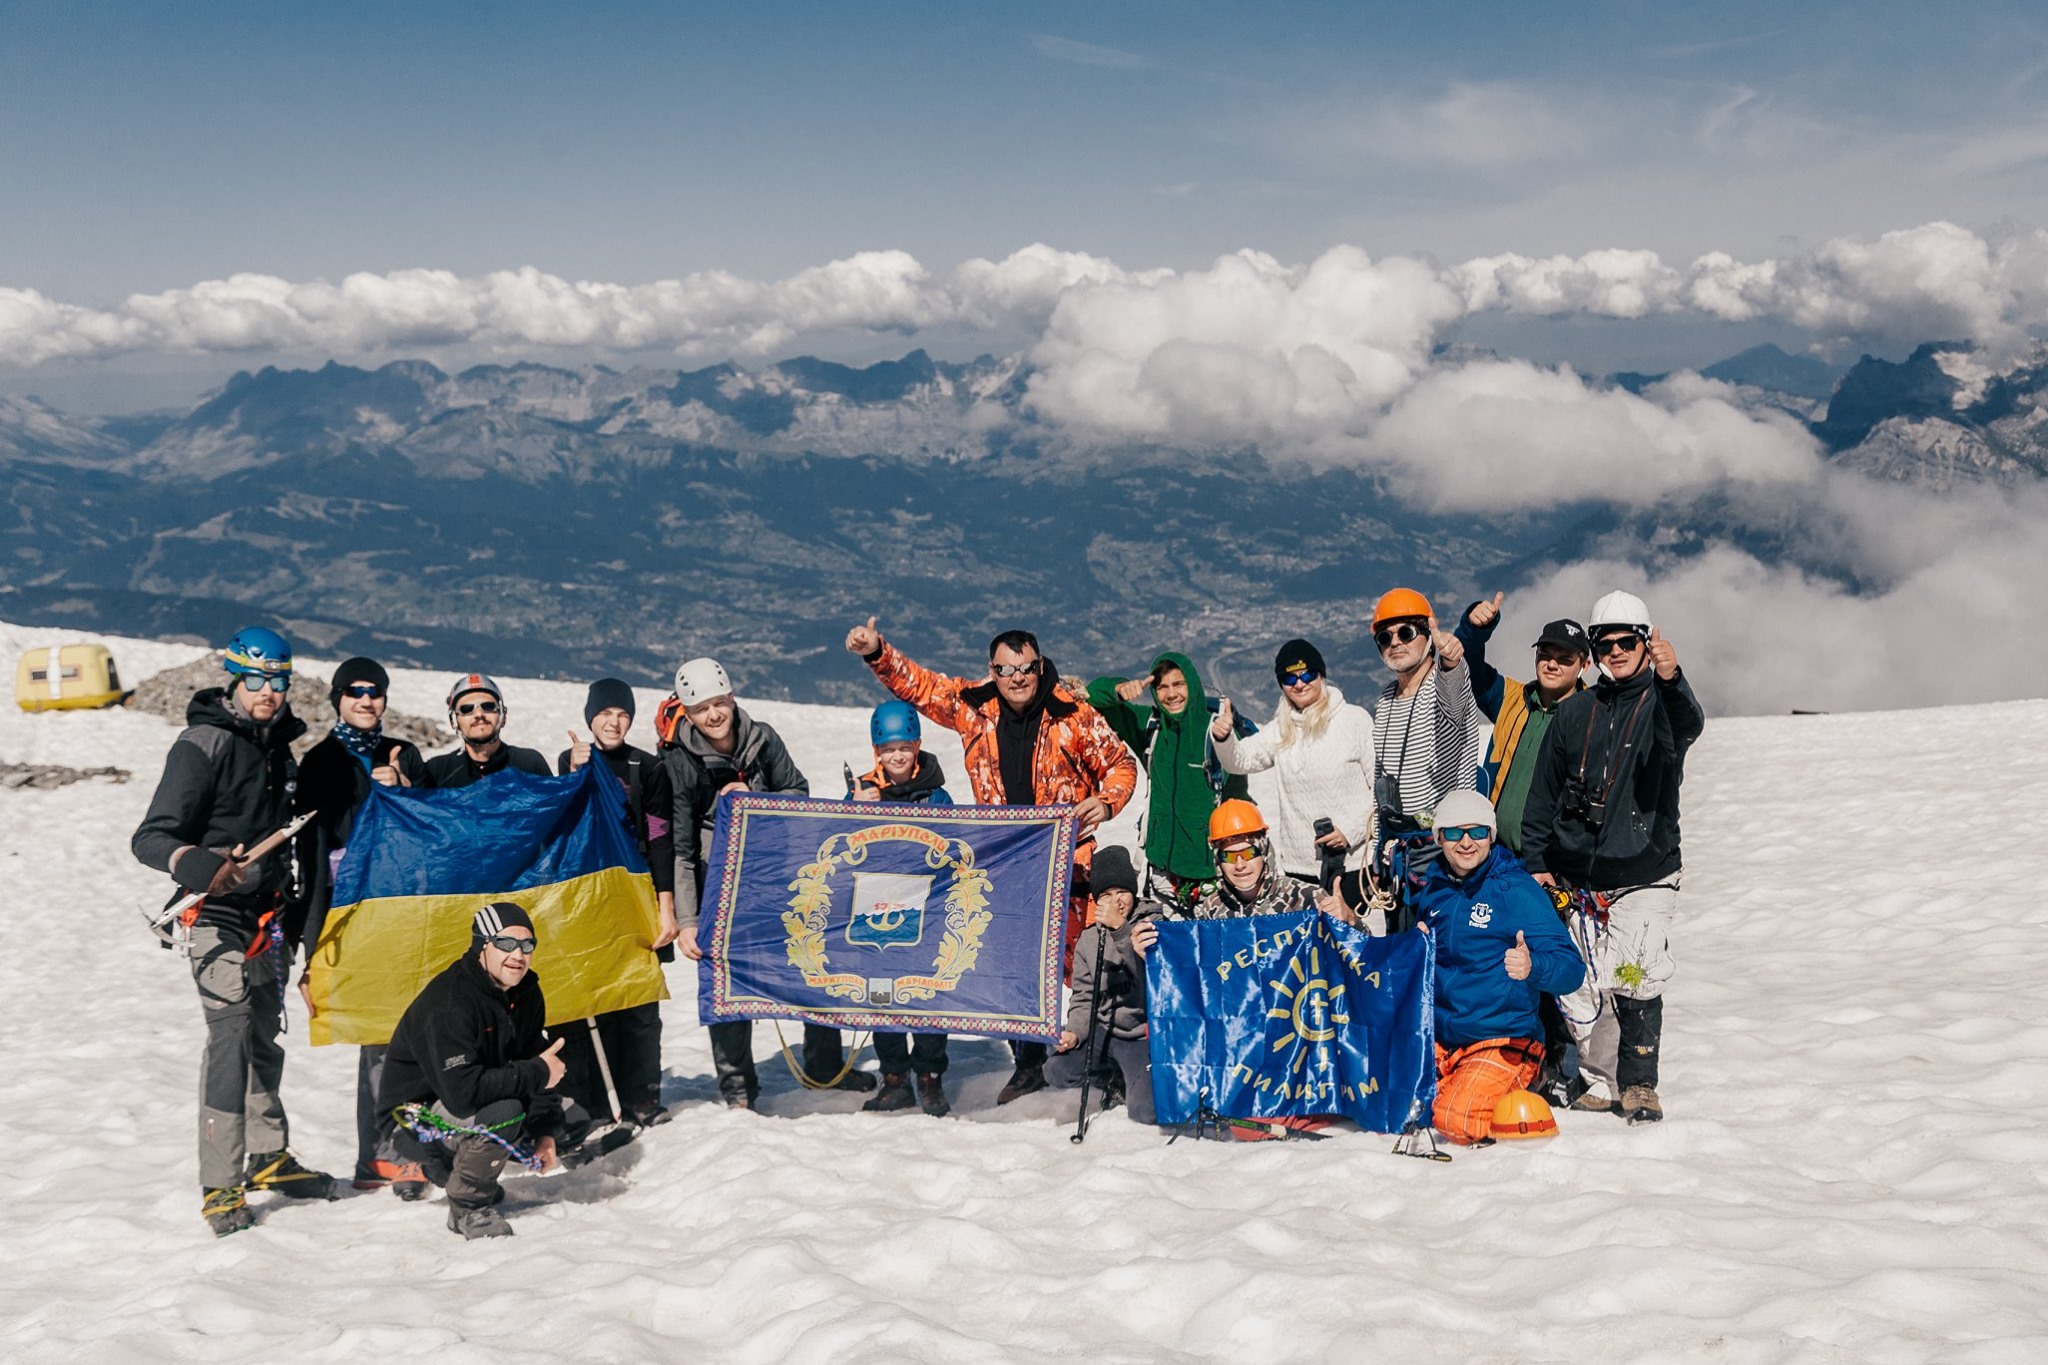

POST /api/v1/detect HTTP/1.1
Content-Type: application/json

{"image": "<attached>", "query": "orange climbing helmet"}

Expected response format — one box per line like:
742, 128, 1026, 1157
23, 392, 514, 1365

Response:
1490, 1089, 1559, 1139
1372, 588, 1433, 628
1208, 799, 1268, 844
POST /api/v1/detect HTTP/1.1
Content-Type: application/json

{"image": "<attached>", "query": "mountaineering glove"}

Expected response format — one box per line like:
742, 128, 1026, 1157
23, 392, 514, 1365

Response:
173, 845, 247, 896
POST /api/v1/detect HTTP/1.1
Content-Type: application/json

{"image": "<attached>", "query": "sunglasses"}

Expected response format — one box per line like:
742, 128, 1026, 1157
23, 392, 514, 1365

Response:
455, 699, 502, 715
1593, 633, 1644, 656
1279, 668, 1322, 688
1215, 844, 1262, 866
1534, 649, 1583, 666
990, 661, 1041, 678
240, 673, 292, 693
487, 934, 537, 955
1374, 622, 1425, 650
343, 683, 384, 699
1436, 824, 1492, 844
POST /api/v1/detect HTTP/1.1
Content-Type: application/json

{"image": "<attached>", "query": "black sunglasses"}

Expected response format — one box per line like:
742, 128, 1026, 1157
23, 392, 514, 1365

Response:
1374, 622, 1425, 650
487, 934, 537, 955
240, 672, 292, 693
455, 699, 502, 715
343, 683, 384, 699
990, 660, 1041, 678
1593, 633, 1644, 656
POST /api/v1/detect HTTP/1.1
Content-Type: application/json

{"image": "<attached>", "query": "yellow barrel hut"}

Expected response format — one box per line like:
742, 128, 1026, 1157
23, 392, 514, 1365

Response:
14, 643, 126, 712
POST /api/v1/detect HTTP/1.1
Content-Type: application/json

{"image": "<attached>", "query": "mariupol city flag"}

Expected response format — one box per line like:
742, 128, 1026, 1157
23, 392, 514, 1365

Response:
305, 762, 667, 1046
699, 794, 1074, 1040
1146, 912, 1436, 1132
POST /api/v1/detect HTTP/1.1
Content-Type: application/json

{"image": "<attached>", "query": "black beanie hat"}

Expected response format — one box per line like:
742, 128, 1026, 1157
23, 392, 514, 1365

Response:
584, 677, 637, 726
1089, 846, 1140, 898
472, 900, 535, 947
1273, 638, 1327, 682
329, 656, 390, 703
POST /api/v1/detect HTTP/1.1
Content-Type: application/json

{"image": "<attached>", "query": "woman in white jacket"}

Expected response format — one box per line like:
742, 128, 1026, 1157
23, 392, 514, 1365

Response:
1210, 638, 1377, 894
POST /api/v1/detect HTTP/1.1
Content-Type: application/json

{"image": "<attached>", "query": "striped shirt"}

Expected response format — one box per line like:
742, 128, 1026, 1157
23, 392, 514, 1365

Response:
1373, 658, 1486, 820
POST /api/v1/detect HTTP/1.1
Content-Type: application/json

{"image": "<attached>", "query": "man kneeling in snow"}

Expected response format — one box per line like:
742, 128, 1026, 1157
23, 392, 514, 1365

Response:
1419, 791, 1585, 1144
378, 903, 591, 1239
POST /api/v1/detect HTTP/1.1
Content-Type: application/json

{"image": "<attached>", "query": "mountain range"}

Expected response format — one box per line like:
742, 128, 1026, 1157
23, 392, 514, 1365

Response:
4, 338, 2043, 703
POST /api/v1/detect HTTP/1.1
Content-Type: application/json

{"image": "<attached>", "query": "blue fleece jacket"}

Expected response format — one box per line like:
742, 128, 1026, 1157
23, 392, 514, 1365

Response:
1418, 844, 1585, 1049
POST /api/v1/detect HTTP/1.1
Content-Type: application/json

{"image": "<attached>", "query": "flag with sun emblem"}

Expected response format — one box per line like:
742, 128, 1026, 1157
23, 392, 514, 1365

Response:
1145, 912, 1435, 1132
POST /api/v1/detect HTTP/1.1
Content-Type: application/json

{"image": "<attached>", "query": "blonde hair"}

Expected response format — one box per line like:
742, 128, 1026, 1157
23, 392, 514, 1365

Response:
1272, 682, 1338, 751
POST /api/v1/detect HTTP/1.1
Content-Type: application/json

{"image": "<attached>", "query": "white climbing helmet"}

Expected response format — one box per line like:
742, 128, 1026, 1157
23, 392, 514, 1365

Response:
1587, 590, 1652, 637
673, 657, 733, 707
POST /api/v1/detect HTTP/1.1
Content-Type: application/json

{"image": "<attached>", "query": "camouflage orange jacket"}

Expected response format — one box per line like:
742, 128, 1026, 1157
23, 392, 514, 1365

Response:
865, 642, 1138, 827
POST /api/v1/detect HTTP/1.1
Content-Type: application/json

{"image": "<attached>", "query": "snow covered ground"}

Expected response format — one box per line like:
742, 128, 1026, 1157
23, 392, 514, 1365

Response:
4, 618, 2046, 1363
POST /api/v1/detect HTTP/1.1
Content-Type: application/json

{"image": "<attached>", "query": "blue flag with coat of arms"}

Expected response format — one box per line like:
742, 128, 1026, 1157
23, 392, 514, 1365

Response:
698, 793, 1074, 1041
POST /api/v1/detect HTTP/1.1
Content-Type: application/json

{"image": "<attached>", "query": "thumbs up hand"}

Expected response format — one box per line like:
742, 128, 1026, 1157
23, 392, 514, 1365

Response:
1504, 929, 1532, 981
540, 1036, 568, 1089
1466, 592, 1505, 629
846, 615, 883, 655
1430, 616, 1465, 670
1647, 625, 1679, 681
567, 729, 591, 771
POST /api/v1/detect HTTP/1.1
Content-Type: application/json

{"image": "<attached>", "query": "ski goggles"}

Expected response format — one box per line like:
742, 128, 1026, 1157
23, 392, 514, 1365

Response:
455, 699, 502, 715
990, 660, 1041, 678
342, 683, 384, 699
1278, 667, 1322, 688
1373, 622, 1426, 650
238, 672, 293, 693
1436, 824, 1493, 844
1214, 843, 1263, 866
486, 934, 538, 955
1593, 632, 1645, 656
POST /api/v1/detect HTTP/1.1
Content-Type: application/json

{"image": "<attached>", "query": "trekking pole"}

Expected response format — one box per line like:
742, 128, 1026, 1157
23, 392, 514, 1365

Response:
1070, 924, 1112, 1145
586, 1017, 624, 1125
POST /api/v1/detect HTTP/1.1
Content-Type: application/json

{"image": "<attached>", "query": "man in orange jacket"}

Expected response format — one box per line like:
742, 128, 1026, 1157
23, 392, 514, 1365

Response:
845, 615, 1138, 1103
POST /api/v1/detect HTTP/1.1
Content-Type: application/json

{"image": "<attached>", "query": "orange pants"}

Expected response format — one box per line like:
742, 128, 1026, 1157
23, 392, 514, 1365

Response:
1433, 1038, 1544, 1144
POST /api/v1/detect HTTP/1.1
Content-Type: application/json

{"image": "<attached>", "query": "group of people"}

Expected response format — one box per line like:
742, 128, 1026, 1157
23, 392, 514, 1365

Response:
131, 582, 1703, 1238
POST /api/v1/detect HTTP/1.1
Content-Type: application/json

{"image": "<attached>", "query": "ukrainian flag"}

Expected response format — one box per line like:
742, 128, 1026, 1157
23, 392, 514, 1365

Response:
306, 763, 667, 1046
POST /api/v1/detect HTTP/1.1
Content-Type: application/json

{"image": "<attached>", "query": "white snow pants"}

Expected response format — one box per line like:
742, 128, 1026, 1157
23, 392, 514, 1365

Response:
1558, 875, 1680, 1103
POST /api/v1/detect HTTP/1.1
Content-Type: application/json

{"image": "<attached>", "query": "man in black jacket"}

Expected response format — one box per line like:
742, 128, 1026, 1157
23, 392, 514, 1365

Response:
557, 677, 679, 1127
131, 627, 336, 1236
423, 673, 551, 788
380, 902, 588, 1240
1521, 590, 1705, 1126
292, 656, 432, 1197
663, 656, 873, 1107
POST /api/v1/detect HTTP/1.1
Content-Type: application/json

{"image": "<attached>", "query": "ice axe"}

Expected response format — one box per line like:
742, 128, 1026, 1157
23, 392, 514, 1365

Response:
146, 811, 316, 938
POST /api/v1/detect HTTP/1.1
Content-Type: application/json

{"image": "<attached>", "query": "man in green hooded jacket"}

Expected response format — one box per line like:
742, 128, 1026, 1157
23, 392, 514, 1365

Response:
1086, 652, 1250, 904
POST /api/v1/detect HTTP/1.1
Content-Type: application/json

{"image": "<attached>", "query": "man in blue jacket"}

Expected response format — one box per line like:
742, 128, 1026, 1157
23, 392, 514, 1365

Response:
1418, 790, 1585, 1144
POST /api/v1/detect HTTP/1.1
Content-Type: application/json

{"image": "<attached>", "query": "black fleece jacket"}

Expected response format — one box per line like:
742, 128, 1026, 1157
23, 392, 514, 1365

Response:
131, 688, 306, 931
1521, 665, 1705, 890
662, 709, 809, 926
422, 741, 552, 789
379, 951, 553, 1120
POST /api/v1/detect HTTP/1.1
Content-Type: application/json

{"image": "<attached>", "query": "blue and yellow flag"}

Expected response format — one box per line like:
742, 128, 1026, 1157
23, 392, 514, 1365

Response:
1146, 913, 1435, 1132
699, 794, 1074, 1041
306, 763, 667, 1046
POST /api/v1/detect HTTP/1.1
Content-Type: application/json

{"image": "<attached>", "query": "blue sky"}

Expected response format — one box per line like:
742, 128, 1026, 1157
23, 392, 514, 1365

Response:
6, 2, 2048, 405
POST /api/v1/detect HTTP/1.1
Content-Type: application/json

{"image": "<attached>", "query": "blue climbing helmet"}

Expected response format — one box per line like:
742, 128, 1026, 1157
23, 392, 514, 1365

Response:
222, 627, 293, 679
870, 700, 921, 747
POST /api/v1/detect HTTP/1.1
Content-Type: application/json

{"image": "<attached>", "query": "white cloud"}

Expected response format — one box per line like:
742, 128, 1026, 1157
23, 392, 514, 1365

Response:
1366, 365, 1823, 511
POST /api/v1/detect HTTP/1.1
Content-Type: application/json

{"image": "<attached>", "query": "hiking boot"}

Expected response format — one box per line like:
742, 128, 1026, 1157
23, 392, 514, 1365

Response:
245, 1150, 338, 1200
815, 1068, 878, 1092
725, 1096, 756, 1112
996, 1064, 1046, 1105
627, 1100, 673, 1128
202, 1186, 253, 1238
447, 1204, 514, 1240
1571, 1090, 1620, 1116
1622, 1085, 1664, 1125
917, 1072, 951, 1118
1100, 1072, 1127, 1113
863, 1073, 918, 1112
355, 1158, 429, 1199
